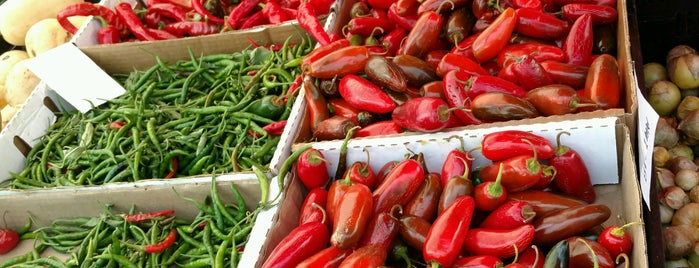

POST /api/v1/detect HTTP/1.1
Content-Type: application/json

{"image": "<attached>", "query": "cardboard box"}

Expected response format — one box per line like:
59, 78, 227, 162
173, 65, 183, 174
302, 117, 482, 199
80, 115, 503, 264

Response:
251, 116, 649, 267
0, 173, 266, 263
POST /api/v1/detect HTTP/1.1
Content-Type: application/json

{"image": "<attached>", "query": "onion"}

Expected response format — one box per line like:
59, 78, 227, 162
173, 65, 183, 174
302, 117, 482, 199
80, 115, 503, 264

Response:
660, 203, 675, 224
649, 80, 682, 116
672, 202, 699, 226
661, 186, 690, 209
675, 169, 699, 191
656, 117, 680, 148
664, 225, 696, 259
667, 45, 697, 65
644, 62, 669, 89
690, 185, 699, 203
654, 146, 671, 167
658, 167, 677, 189
677, 96, 699, 120
669, 144, 695, 160
666, 156, 698, 174
669, 53, 699, 90
679, 109, 699, 140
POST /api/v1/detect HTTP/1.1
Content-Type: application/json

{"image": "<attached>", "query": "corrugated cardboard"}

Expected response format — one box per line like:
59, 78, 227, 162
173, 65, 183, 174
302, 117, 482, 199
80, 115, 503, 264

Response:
251, 116, 648, 267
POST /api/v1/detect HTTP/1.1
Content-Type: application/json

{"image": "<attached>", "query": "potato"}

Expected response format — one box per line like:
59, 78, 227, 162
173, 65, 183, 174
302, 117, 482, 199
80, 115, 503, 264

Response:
4, 59, 39, 106
0, 50, 29, 86
1, 104, 18, 129
0, 0, 84, 46
25, 18, 72, 57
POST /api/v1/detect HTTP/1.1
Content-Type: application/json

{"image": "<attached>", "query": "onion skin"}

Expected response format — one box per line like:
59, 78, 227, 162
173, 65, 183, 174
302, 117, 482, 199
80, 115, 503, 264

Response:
690, 185, 699, 203
648, 80, 682, 116
657, 168, 677, 189
666, 156, 698, 174
661, 186, 690, 210
667, 45, 697, 65
664, 225, 696, 260
679, 109, 699, 140
671, 202, 699, 226
675, 169, 699, 191
654, 146, 671, 167
669, 53, 699, 90
659, 203, 675, 224
676, 96, 699, 120
655, 118, 680, 148
644, 62, 668, 89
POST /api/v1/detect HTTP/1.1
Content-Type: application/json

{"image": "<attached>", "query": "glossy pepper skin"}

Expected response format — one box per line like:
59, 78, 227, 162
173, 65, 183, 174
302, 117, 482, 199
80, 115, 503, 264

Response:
307, 46, 370, 79
451, 255, 504, 268
355, 120, 403, 137
532, 204, 611, 246
261, 221, 329, 268
526, 84, 599, 116
299, 188, 329, 227
507, 190, 587, 216
393, 55, 441, 88
584, 53, 621, 109
474, 163, 508, 211
373, 159, 425, 215
296, 246, 352, 268
567, 236, 615, 268
338, 244, 388, 267
443, 69, 485, 126
514, 7, 570, 39
597, 222, 639, 260
480, 200, 536, 230
303, 76, 330, 132
479, 151, 543, 193
365, 55, 409, 93
331, 183, 374, 249
472, 7, 517, 63
550, 131, 596, 203
339, 74, 396, 114
470, 92, 540, 121
296, 148, 330, 190
398, 215, 432, 250
404, 173, 442, 221
563, 13, 593, 66
358, 206, 401, 249
392, 97, 455, 132
398, 11, 443, 59
423, 196, 476, 267
463, 224, 535, 259
481, 130, 555, 161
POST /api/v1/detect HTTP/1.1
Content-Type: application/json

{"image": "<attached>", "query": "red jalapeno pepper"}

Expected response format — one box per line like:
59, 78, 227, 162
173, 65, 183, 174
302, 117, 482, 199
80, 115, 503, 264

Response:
296, 1, 332, 46
307, 46, 370, 79
516, 245, 545, 268
239, 11, 269, 29
392, 97, 456, 132
261, 221, 330, 268
359, 205, 401, 249
452, 255, 504, 268
567, 236, 615, 268
355, 120, 403, 137
465, 74, 528, 99
497, 43, 565, 69
343, 156, 377, 189
420, 81, 445, 99
299, 188, 329, 227
533, 204, 611, 246
446, 7, 476, 46
404, 173, 442, 222
597, 222, 642, 260
373, 159, 425, 215
313, 116, 358, 141
440, 145, 474, 187
381, 27, 408, 57
510, 55, 554, 91
550, 131, 596, 203
337, 244, 388, 267
513, 0, 543, 9
526, 84, 599, 116
481, 130, 555, 161
398, 11, 443, 59
479, 142, 544, 192
328, 98, 361, 125
514, 8, 570, 40
540, 60, 589, 89
346, 16, 395, 37
418, 0, 470, 14
331, 182, 373, 250
423, 196, 476, 267
474, 163, 508, 211
302, 39, 350, 71
561, 3, 618, 25
339, 74, 396, 114
395, 0, 419, 16
398, 215, 431, 250
438, 163, 475, 214
563, 13, 593, 66
472, 7, 517, 63
583, 53, 621, 109
442, 69, 485, 126
122, 209, 175, 222
450, 32, 480, 61
393, 54, 441, 88
97, 26, 121, 44
463, 224, 535, 259
365, 55, 409, 93
303, 76, 330, 132
480, 201, 536, 230
470, 92, 540, 121
436, 53, 490, 78
507, 190, 587, 216
296, 246, 352, 268
388, 2, 418, 30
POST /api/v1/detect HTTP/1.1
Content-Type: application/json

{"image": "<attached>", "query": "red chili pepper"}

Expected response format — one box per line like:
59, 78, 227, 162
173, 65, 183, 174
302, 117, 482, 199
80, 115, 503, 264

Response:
516, 245, 545, 268
436, 53, 490, 78
358, 205, 401, 249
149, 3, 188, 22
423, 196, 475, 267
583, 53, 621, 109
452, 255, 504, 268
474, 163, 508, 211
296, 246, 352, 268
388, 2, 417, 30
381, 27, 407, 57
392, 97, 456, 132
338, 74, 396, 114
284, 75, 303, 103
262, 1, 291, 24
164, 157, 178, 179
510, 55, 554, 91
343, 157, 377, 189
417, 0, 470, 14
346, 16, 395, 38
226, 0, 262, 29
147, 28, 180, 40
438, 168, 474, 214
303, 76, 330, 132
397, 11, 443, 59
164, 21, 220, 36
97, 26, 121, 44
331, 183, 373, 249
302, 39, 350, 71
512, 0, 542, 9
497, 43, 565, 69
404, 173, 442, 222
567, 236, 615, 268
123, 209, 175, 222
115, 2, 160, 41
297, 1, 332, 46
296, 147, 330, 190
449, 32, 480, 61
420, 81, 444, 99
597, 222, 641, 260
148, 0, 192, 9
481, 130, 555, 161
261, 221, 330, 268
261, 120, 287, 136
465, 74, 528, 99
307, 46, 370, 79
470, 92, 540, 121
313, 115, 358, 141
144, 229, 177, 253
472, 7, 516, 63
514, 8, 570, 40
527, 84, 599, 116
533, 204, 611, 246
442, 69, 485, 126
440, 146, 474, 187
507, 190, 587, 216
308, 0, 334, 14
561, 3, 618, 25
109, 121, 127, 130
530, 164, 556, 189
398, 215, 431, 250
480, 200, 536, 230
57, 3, 101, 35
299, 188, 329, 227
337, 244, 388, 267
540, 60, 589, 89
0, 228, 19, 254
328, 98, 360, 125
463, 224, 535, 259
354, 120, 403, 138
550, 131, 596, 203
479, 145, 545, 193
373, 159, 425, 215
239, 11, 269, 29
563, 13, 594, 66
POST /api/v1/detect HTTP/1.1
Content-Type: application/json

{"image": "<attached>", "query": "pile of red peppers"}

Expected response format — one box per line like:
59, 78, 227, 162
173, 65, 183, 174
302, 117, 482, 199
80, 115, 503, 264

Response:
301, 0, 624, 141
56, 0, 334, 44
262, 130, 637, 267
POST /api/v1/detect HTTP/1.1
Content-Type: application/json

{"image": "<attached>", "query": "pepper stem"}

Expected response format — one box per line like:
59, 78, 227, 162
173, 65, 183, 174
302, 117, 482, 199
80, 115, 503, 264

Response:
554, 131, 571, 156
311, 202, 327, 225
521, 139, 541, 174
360, 147, 372, 174
577, 238, 600, 268
611, 221, 644, 237
615, 253, 630, 267
488, 163, 505, 197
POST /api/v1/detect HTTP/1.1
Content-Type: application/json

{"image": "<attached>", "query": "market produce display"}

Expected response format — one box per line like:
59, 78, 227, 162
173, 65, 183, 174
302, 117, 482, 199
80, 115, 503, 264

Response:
646, 44, 699, 267
299, 0, 623, 141
262, 129, 635, 267
1, 36, 311, 187
0, 178, 264, 267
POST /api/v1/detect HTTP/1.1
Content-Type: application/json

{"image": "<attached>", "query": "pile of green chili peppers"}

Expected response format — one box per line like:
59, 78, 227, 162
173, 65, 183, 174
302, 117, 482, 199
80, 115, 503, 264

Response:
5, 35, 312, 189
1, 179, 258, 268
